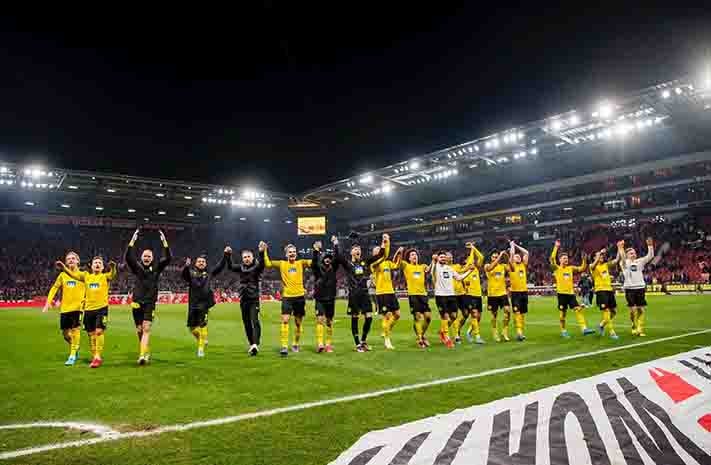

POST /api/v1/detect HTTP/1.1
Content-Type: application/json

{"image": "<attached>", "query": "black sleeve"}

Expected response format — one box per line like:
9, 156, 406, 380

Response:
124, 245, 141, 275
157, 245, 172, 273
256, 250, 266, 274
335, 243, 352, 272
181, 265, 192, 283
311, 249, 322, 279
365, 246, 385, 266
211, 254, 228, 277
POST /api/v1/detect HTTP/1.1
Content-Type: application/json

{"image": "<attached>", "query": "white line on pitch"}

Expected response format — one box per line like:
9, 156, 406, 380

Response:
1, 328, 709, 461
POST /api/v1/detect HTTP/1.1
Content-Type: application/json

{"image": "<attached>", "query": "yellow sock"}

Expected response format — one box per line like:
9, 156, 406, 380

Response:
326, 325, 333, 345
381, 317, 390, 337
440, 319, 450, 337
452, 316, 461, 336
140, 343, 149, 357
70, 328, 81, 356
414, 319, 424, 339
491, 315, 498, 338
201, 326, 208, 343
280, 322, 289, 348
559, 310, 566, 332
637, 309, 645, 334
89, 333, 97, 358
191, 327, 201, 342
198, 328, 205, 350
608, 310, 616, 335
294, 324, 304, 346
470, 317, 480, 336
502, 312, 511, 338
316, 323, 325, 345
95, 334, 105, 358
630, 309, 638, 332
515, 313, 524, 336
600, 310, 611, 330
575, 308, 587, 331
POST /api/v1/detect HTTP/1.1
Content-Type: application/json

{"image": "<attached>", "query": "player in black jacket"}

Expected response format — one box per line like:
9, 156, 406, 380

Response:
228, 242, 267, 356
181, 248, 229, 358
333, 235, 384, 352
124, 228, 172, 365
312, 240, 340, 353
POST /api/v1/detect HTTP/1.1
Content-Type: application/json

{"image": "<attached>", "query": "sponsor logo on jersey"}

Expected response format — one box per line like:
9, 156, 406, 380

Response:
66, 281, 77, 287
355, 266, 364, 275
288, 267, 298, 274
89, 283, 100, 289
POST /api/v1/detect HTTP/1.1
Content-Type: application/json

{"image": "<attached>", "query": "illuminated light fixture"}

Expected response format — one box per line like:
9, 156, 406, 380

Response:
240, 217, 247, 221
128, 208, 136, 213
485, 141, 491, 149
359, 175, 373, 184
158, 211, 166, 215
491, 138, 499, 148
517, 132, 524, 140
344, 197, 349, 201
24, 201, 35, 206
156, 193, 165, 197
0, 166, 7, 173
144, 217, 149, 222
184, 195, 193, 200
598, 102, 614, 118
551, 120, 563, 131
636, 120, 645, 130
263, 219, 270, 222
661, 89, 671, 99
187, 213, 195, 217
452, 169, 458, 175
570, 114, 580, 125
474, 145, 479, 151
503, 134, 510, 144
409, 161, 419, 170
95, 206, 104, 211
60, 204, 70, 208
214, 215, 221, 219
675, 87, 682, 95
285, 219, 292, 224
331, 200, 337, 204
68, 185, 79, 189
382, 184, 393, 193
107, 188, 116, 193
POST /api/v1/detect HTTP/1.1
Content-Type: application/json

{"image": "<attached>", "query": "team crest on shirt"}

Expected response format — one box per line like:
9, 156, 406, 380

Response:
89, 283, 100, 289
288, 267, 298, 274
383, 268, 390, 274
631, 265, 638, 272
443, 272, 450, 278
355, 266, 364, 275
519, 271, 524, 277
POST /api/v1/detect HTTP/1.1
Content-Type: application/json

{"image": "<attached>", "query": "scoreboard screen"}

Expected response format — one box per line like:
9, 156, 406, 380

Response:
297, 216, 326, 236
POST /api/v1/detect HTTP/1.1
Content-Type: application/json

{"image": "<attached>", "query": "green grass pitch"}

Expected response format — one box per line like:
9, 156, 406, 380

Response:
1, 295, 709, 464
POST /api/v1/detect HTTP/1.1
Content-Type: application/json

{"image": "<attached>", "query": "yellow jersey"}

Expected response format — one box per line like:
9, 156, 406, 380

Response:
46, 272, 85, 313
590, 262, 614, 292
463, 268, 482, 297
550, 246, 586, 295
66, 268, 117, 311
371, 260, 397, 295
508, 263, 528, 293
486, 263, 508, 297
452, 264, 467, 295
265, 253, 312, 298
400, 262, 427, 296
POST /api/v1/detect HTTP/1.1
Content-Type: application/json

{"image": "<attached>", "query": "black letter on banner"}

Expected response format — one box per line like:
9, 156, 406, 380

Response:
617, 377, 711, 465
487, 402, 539, 465
388, 432, 431, 465
347, 446, 385, 465
433, 420, 474, 465
549, 392, 611, 465
680, 360, 711, 381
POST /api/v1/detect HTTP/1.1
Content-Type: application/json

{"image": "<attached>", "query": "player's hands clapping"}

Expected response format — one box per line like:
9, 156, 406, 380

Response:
258, 241, 267, 252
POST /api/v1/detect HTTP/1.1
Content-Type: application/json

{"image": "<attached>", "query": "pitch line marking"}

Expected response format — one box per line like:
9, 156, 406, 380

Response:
1, 328, 709, 461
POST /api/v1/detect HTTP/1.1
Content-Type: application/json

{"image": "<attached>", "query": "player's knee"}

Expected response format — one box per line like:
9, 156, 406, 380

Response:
394, 311, 401, 320
96, 328, 104, 336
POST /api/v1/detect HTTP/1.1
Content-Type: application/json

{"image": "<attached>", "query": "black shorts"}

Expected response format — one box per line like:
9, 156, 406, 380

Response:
510, 292, 529, 314
557, 294, 579, 310
83, 307, 108, 332
435, 296, 458, 316
376, 294, 400, 314
347, 292, 372, 315
408, 295, 430, 314
595, 291, 617, 310
315, 299, 336, 319
187, 307, 209, 328
281, 296, 306, 317
487, 295, 510, 312
456, 295, 470, 312
625, 288, 647, 307
132, 302, 156, 326
60, 311, 82, 330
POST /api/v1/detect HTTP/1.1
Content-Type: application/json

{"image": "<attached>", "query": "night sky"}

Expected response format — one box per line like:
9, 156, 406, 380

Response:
0, 5, 709, 193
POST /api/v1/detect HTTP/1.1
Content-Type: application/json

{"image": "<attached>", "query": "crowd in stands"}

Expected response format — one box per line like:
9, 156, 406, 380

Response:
1, 215, 710, 301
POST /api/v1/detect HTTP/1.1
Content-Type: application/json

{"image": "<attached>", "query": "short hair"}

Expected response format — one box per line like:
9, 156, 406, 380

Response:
66, 251, 79, 261
350, 244, 361, 251
197, 254, 208, 260
284, 244, 297, 253
626, 248, 636, 254
92, 256, 104, 262
241, 249, 254, 256
559, 252, 569, 258
437, 249, 447, 255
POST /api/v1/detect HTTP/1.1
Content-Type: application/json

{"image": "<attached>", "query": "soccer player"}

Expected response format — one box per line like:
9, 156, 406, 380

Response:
618, 238, 654, 336
42, 251, 86, 366
125, 228, 172, 365
430, 250, 474, 348
589, 244, 623, 340
312, 240, 340, 353
399, 248, 433, 348
333, 235, 384, 352
449, 248, 474, 344
370, 234, 403, 350
484, 250, 511, 342
264, 242, 312, 356
461, 242, 486, 344
56, 256, 117, 368
508, 241, 530, 341
550, 240, 595, 338
227, 242, 267, 356
181, 248, 229, 358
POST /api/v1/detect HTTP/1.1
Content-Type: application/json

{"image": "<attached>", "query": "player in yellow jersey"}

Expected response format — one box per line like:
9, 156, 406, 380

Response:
43, 251, 85, 366
550, 240, 595, 338
57, 256, 117, 368
449, 246, 476, 344
264, 242, 312, 357
507, 241, 530, 342
589, 243, 622, 340
461, 243, 485, 344
485, 250, 511, 342
400, 248, 433, 348
370, 234, 403, 350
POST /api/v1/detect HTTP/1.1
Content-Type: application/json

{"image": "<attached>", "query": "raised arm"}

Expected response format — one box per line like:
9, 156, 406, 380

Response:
573, 253, 588, 273
55, 261, 85, 282
210, 250, 229, 277
157, 230, 172, 273
106, 261, 118, 280
311, 242, 323, 279
263, 244, 281, 269
616, 240, 627, 269
589, 250, 602, 272
515, 242, 529, 266
640, 238, 655, 265
181, 259, 192, 283
607, 247, 622, 267
392, 246, 404, 268
124, 229, 141, 274
550, 240, 560, 271
485, 251, 505, 272
365, 245, 385, 266
256, 245, 267, 274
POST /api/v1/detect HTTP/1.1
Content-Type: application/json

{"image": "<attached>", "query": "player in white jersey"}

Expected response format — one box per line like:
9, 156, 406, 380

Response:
429, 250, 474, 348
618, 238, 654, 336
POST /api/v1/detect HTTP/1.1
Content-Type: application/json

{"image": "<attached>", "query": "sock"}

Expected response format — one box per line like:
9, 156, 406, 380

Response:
600, 310, 611, 331
575, 308, 588, 331
608, 310, 617, 335
140, 343, 149, 357
440, 319, 450, 338
95, 334, 105, 359
502, 312, 511, 338
280, 322, 289, 348
89, 333, 97, 358
362, 317, 373, 342
316, 323, 325, 346
515, 313, 524, 336
423, 316, 431, 335
201, 326, 208, 344
389, 315, 398, 333
491, 315, 498, 339
559, 310, 566, 332
452, 316, 462, 337
198, 327, 205, 350
381, 316, 390, 337
293, 324, 303, 346
191, 327, 201, 342
637, 309, 645, 333
70, 328, 81, 356
414, 319, 424, 340
630, 308, 638, 332
326, 325, 333, 345
470, 317, 480, 336
351, 318, 360, 345
63, 332, 71, 345
457, 315, 468, 336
